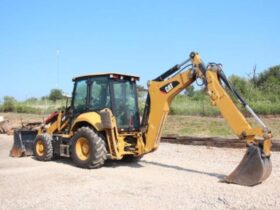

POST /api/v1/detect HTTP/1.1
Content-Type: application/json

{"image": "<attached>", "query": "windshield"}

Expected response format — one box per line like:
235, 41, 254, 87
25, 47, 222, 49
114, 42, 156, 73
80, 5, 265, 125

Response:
89, 76, 110, 110
111, 79, 140, 130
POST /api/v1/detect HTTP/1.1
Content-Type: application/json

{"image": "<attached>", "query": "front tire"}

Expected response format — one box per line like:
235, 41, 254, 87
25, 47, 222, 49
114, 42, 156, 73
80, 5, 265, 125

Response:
71, 127, 107, 169
34, 134, 53, 161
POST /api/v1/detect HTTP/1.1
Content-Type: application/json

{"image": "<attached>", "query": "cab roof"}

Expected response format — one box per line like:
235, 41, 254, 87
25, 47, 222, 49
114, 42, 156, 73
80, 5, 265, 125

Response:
72, 72, 140, 81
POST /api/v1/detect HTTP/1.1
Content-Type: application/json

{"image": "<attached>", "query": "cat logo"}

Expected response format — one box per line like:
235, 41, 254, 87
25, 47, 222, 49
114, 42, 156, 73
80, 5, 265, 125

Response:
160, 81, 179, 94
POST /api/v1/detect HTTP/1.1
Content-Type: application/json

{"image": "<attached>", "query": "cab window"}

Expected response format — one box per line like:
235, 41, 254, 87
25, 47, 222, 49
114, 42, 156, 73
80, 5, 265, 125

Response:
89, 76, 110, 110
111, 79, 139, 129
73, 80, 88, 112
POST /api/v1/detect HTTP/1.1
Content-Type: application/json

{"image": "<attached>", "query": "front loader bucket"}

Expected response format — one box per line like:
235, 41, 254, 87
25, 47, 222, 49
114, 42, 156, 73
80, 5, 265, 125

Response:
10, 129, 37, 157
224, 144, 272, 186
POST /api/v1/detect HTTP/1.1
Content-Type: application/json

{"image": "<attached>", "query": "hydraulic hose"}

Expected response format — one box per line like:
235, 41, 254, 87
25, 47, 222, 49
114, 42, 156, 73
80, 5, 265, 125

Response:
217, 69, 267, 129
218, 70, 248, 107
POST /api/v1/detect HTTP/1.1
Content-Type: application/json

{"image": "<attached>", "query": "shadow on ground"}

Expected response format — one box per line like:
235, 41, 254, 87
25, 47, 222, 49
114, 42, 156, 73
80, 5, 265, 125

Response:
141, 160, 226, 180
31, 156, 226, 182
31, 156, 76, 167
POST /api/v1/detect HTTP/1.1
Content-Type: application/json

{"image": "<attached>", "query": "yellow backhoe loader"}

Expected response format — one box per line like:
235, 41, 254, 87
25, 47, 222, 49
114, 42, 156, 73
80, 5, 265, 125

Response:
11, 52, 272, 186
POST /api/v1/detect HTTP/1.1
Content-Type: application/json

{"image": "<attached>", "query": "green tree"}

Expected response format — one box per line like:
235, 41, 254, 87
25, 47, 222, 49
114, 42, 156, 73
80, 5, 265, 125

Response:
136, 85, 146, 92
49, 89, 63, 102
136, 85, 147, 98
228, 75, 249, 95
2, 96, 17, 112
41, 96, 48, 100
255, 65, 280, 86
255, 65, 280, 95
25, 97, 38, 103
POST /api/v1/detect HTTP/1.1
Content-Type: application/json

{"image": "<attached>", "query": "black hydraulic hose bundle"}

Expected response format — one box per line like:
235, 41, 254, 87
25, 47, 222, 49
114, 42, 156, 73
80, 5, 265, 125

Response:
217, 68, 248, 107
153, 65, 181, 82
141, 58, 192, 128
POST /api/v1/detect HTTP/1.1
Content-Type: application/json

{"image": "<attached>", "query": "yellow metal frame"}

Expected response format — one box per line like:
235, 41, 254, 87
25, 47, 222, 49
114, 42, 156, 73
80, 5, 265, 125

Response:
44, 111, 102, 135
45, 112, 70, 134
99, 108, 145, 159
71, 112, 103, 131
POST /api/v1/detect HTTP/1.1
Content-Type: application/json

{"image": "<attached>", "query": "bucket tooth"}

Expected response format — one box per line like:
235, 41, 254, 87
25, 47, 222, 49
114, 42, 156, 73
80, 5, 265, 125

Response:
224, 144, 272, 186
10, 147, 25, 157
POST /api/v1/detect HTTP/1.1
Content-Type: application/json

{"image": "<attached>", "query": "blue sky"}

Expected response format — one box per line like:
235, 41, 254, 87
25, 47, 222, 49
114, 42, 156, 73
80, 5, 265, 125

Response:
0, 0, 279, 101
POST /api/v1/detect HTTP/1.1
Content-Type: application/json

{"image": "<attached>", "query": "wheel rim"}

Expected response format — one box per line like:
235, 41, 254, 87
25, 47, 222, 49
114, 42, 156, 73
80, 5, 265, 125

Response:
36, 140, 44, 156
76, 137, 90, 161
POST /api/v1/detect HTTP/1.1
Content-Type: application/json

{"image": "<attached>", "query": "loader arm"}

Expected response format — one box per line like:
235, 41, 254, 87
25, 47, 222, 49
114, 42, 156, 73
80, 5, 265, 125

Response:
142, 52, 272, 186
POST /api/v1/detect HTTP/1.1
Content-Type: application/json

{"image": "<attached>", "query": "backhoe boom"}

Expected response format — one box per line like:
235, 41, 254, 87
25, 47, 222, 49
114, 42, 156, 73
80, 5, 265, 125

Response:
142, 52, 272, 186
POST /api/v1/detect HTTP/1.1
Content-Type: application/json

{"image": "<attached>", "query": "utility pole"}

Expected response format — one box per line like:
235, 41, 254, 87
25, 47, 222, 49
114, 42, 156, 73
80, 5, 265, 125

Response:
253, 65, 257, 87
56, 49, 60, 88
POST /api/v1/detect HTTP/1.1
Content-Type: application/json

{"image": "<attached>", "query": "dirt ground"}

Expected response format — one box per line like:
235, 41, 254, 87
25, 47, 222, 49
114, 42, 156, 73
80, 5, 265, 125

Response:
0, 134, 279, 210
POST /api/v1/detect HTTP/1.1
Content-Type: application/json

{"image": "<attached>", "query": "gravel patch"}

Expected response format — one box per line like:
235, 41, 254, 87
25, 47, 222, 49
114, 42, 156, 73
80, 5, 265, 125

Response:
0, 134, 279, 210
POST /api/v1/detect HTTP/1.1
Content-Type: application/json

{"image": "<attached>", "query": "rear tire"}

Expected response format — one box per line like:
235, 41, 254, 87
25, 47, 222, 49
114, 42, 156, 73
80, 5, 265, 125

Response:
71, 127, 107, 169
34, 134, 53, 161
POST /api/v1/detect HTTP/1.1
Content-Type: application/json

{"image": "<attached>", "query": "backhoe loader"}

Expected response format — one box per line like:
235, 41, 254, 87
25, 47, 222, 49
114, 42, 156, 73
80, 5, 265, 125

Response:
11, 52, 272, 186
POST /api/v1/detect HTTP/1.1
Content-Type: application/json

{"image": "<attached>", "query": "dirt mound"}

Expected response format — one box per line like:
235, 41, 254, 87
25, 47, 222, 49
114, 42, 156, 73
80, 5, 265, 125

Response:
0, 120, 13, 135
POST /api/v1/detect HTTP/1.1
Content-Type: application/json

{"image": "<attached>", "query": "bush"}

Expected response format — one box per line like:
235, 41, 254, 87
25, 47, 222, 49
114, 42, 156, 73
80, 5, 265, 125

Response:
1, 96, 16, 112
49, 89, 63, 102
15, 104, 41, 114
170, 95, 220, 116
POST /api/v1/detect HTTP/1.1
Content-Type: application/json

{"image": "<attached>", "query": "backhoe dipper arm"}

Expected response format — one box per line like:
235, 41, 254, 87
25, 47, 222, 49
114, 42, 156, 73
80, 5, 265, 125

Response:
191, 52, 272, 186
191, 52, 272, 157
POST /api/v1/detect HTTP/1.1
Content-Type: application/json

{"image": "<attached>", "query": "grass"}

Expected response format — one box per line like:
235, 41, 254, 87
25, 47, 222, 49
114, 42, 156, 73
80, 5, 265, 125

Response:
168, 93, 280, 116
170, 97, 220, 116
0, 99, 67, 114
162, 115, 280, 139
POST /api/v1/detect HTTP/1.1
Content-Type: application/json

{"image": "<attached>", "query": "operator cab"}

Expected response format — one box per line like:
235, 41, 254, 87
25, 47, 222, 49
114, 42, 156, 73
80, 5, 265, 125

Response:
72, 73, 140, 131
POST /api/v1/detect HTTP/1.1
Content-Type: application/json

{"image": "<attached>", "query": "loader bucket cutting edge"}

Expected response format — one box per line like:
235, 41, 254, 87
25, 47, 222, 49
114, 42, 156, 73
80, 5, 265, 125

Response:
224, 144, 272, 186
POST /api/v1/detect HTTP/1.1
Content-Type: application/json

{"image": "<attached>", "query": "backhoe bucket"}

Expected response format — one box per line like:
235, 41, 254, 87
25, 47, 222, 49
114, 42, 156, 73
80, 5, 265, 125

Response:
10, 129, 37, 157
224, 144, 272, 186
